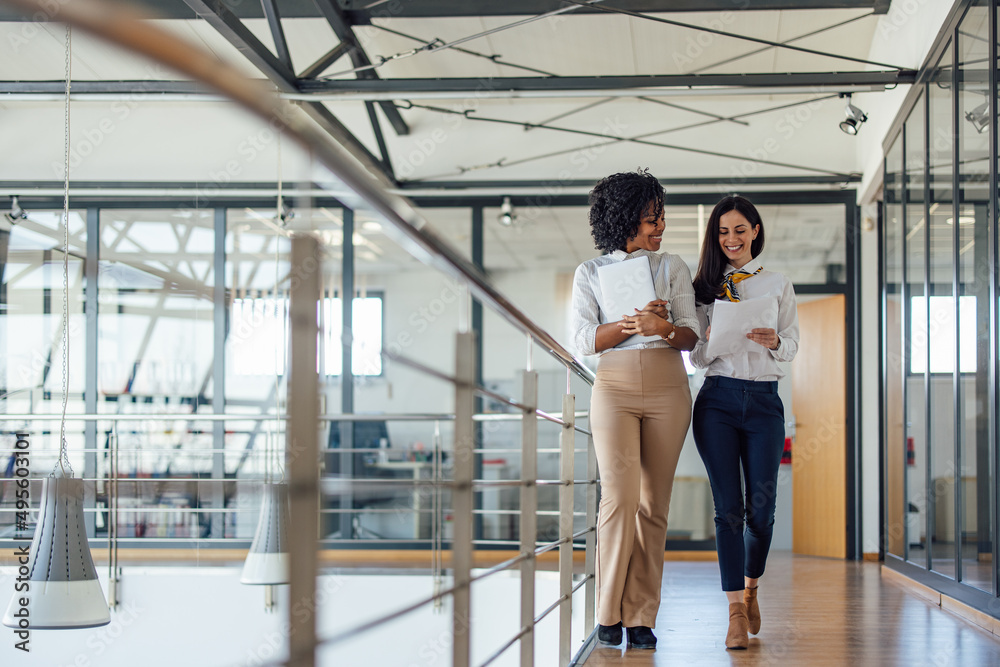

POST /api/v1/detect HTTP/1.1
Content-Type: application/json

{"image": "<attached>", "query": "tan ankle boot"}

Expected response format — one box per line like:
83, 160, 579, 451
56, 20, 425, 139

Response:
726, 602, 749, 650
744, 587, 760, 635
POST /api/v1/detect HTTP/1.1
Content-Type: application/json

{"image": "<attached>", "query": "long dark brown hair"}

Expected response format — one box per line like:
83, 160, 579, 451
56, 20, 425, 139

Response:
692, 195, 766, 305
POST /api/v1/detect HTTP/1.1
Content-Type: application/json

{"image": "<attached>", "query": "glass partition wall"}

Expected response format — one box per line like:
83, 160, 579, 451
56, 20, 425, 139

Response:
882, 0, 998, 607
1, 195, 856, 552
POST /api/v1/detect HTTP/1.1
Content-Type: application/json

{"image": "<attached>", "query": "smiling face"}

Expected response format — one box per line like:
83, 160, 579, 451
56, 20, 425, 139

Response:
625, 202, 665, 253
718, 209, 759, 269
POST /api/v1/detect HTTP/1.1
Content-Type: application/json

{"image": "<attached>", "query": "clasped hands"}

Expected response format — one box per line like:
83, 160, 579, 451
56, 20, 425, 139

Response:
619, 299, 670, 337
704, 325, 780, 350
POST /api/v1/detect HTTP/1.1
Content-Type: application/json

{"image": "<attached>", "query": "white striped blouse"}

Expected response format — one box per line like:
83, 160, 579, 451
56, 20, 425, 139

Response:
571, 249, 700, 357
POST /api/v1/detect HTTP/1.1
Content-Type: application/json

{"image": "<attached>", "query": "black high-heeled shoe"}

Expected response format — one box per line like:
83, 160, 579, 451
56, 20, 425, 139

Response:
597, 622, 622, 646
626, 625, 657, 649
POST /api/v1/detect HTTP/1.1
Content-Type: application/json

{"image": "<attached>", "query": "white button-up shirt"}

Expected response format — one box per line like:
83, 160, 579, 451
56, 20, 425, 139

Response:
571, 249, 699, 357
689, 258, 799, 381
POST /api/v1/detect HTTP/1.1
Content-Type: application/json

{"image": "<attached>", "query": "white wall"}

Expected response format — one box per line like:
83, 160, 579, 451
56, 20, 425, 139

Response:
860, 203, 882, 555
0, 567, 586, 667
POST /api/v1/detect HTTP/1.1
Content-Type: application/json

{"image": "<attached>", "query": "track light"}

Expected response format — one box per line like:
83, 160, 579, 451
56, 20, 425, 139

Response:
838, 94, 868, 135
5, 196, 26, 224
498, 196, 517, 227
965, 100, 990, 134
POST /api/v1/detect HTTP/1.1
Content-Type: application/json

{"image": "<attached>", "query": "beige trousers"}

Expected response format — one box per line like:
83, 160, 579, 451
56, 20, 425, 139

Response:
590, 347, 691, 628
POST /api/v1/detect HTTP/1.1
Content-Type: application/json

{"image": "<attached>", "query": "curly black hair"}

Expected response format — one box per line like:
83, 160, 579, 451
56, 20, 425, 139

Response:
587, 170, 665, 252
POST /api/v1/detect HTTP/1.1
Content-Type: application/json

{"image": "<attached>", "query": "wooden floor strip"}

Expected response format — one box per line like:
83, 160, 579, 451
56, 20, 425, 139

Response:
584, 552, 1000, 665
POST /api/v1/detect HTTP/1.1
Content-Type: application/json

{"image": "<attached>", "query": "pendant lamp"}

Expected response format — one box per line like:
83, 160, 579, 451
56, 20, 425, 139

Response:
242, 162, 290, 588
3, 25, 110, 631
241, 482, 290, 584
3, 473, 111, 629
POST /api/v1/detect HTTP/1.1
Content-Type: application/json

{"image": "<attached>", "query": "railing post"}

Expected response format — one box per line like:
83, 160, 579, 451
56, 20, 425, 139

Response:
559, 393, 575, 666
287, 233, 321, 667
453, 331, 477, 667
585, 429, 597, 636
519, 370, 538, 667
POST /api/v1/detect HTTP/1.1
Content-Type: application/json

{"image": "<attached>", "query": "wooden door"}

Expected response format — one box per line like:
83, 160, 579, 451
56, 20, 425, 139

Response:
791, 295, 846, 558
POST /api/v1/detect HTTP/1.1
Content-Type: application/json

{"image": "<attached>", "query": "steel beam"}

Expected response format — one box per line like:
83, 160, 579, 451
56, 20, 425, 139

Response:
182, 0, 297, 93
211, 207, 226, 540
340, 1, 892, 22
299, 42, 354, 80
339, 207, 355, 542
311, 0, 410, 136
297, 70, 916, 96
0, 1, 892, 21
0, 80, 209, 95
181, 0, 397, 185
365, 101, 393, 174
0, 69, 915, 97
260, 0, 293, 71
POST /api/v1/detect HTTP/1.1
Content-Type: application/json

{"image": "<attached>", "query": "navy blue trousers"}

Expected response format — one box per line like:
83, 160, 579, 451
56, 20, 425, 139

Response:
692, 375, 785, 592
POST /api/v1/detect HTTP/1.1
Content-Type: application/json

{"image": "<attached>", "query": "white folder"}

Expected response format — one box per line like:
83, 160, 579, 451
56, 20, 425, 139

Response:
596, 255, 660, 347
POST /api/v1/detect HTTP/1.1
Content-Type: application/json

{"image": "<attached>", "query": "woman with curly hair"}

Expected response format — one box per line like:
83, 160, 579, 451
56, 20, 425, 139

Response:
571, 170, 699, 650
689, 195, 798, 650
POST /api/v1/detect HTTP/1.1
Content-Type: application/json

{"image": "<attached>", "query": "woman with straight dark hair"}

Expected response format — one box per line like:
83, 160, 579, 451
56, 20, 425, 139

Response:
571, 170, 699, 650
689, 195, 799, 650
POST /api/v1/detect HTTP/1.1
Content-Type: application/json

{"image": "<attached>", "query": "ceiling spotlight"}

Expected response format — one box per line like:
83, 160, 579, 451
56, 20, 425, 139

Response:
838, 94, 868, 135
965, 101, 990, 134
5, 196, 26, 224
498, 196, 517, 227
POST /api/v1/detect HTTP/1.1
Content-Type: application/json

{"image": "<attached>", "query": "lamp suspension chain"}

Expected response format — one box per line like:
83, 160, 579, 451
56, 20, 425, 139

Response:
56, 23, 73, 476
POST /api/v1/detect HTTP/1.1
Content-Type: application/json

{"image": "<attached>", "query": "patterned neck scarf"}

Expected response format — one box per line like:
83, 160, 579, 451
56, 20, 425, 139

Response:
720, 266, 763, 302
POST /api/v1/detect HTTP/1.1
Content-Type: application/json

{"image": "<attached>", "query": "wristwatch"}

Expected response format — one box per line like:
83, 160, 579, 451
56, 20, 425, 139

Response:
666, 324, 676, 341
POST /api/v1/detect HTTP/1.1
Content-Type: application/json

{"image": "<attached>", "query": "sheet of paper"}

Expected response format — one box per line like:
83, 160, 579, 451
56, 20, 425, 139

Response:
705, 296, 779, 358
596, 255, 660, 347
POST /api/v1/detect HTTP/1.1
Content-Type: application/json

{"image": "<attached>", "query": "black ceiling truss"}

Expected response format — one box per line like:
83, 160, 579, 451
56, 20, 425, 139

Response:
180, 0, 397, 186
296, 70, 916, 95
340, 1, 892, 22
365, 101, 393, 174
0, 0, 902, 195
183, 0, 297, 92
299, 42, 354, 80
370, 23, 558, 77
0, 1, 893, 21
411, 95, 849, 181
311, 0, 409, 136
261, 0, 293, 71
0, 69, 915, 96
403, 99, 854, 180
366, 23, 755, 130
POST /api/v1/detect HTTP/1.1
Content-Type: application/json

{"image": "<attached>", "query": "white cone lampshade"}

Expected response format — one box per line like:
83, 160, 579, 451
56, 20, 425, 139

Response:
241, 483, 290, 585
3, 475, 110, 629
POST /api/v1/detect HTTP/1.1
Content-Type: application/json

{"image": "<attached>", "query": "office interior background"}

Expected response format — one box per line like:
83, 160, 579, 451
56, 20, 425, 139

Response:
0, 0, 999, 665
